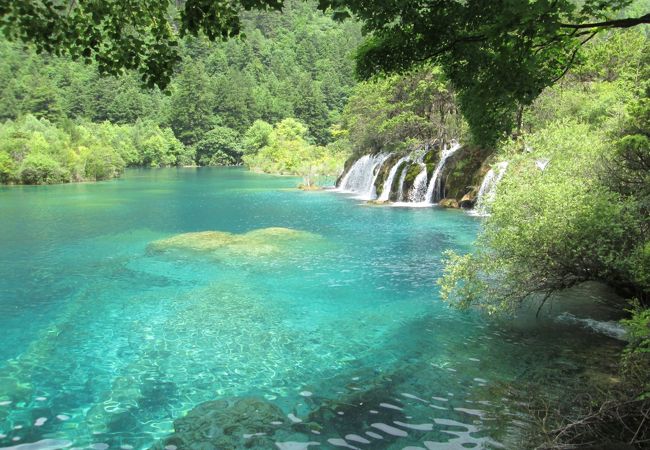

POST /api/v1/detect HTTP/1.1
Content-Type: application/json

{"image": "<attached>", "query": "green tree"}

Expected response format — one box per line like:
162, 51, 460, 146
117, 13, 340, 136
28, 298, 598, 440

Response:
194, 126, 243, 166
0, 0, 285, 89
19, 152, 70, 184
244, 117, 348, 184
439, 120, 644, 313
322, 0, 649, 145
168, 63, 217, 146
0, 151, 16, 182
242, 120, 273, 155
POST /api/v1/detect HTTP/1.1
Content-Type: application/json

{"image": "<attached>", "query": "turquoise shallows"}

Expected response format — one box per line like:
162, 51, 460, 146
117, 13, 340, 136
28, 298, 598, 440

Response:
0, 168, 620, 449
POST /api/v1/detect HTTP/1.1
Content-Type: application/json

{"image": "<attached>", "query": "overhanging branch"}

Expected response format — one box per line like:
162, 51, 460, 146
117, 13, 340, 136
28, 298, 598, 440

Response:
559, 13, 650, 29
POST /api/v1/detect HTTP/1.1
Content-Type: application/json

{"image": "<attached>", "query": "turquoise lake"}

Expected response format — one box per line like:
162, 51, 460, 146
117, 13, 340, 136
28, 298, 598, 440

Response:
0, 168, 623, 449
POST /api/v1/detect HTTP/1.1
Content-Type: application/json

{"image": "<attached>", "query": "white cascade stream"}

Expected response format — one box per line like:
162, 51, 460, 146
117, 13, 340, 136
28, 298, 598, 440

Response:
337, 153, 391, 200
472, 161, 509, 216
377, 156, 409, 202
396, 164, 409, 202
408, 164, 428, 203
424, 141, 462, 204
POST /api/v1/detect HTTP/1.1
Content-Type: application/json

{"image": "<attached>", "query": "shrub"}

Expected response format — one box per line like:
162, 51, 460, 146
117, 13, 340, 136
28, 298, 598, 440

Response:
19, 152, 70, 184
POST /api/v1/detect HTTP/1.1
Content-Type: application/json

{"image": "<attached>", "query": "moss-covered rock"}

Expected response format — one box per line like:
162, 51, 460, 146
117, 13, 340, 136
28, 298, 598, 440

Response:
374, 153, 401, 197
439, 145, 494, 202
422, 145, 442, 180
439, 198, 460, 208
398, 163, 425, 200
148, 227, 325, 261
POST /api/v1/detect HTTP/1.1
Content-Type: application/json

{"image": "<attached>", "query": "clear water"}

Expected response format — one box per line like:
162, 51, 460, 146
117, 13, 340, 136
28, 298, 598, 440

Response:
0, 168, 623, 450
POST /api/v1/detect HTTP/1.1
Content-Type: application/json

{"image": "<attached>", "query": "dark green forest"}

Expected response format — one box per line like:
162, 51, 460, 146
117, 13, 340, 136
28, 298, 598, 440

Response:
0, 0, 361, 184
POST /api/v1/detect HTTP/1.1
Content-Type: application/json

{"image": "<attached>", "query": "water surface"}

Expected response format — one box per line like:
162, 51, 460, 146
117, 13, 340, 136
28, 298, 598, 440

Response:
0, 168, 622, 449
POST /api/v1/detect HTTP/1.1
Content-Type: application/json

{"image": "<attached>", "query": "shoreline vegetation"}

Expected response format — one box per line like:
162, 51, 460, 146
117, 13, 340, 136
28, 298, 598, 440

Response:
0, 0, 649, 447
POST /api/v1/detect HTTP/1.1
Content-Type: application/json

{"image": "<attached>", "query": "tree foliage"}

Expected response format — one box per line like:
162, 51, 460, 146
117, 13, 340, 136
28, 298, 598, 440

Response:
243, 118, 348, 185
0, 1, 362, 177
341, 65, 466, 156
0, 0, 284, 89
438, 29, 650, 312
0, 115, 185, 184
321, 0, 649, 145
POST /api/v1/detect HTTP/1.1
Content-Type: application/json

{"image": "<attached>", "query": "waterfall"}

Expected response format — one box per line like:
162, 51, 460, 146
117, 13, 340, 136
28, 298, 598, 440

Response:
396, 164, 408, 201
408, 164, 428, 202
377, 156, 409, 202
424, 141, 462, 204
473, 161, 509, 216
337, 153, 390, 200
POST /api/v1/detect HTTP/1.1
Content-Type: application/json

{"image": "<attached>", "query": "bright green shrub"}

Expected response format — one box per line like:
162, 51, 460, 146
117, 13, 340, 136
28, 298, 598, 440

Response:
194, 126, 242, 166
19, 152, 70, 184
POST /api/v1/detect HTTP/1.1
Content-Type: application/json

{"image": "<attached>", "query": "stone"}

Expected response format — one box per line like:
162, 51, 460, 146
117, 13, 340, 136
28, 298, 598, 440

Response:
459, 191, 476, 209
438, 198, 459, 208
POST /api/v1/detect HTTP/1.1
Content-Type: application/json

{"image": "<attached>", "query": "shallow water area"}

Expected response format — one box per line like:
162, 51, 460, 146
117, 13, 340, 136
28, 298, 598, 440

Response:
0, 168, 623, 449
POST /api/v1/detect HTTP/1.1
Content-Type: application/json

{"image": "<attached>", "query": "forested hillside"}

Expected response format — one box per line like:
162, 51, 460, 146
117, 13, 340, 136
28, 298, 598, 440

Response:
0, 0, 361, 184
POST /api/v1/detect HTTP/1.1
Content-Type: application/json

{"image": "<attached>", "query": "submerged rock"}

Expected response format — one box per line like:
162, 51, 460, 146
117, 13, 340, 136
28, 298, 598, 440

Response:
148, 227, 324, 260
297, 184, 323, 191
150, 397, 286, 450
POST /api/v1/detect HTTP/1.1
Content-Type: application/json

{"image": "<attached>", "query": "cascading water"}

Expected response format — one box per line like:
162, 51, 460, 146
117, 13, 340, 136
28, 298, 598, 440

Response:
424, 141, 462, 204
377, 156, 409, 202
408, 164, 428, 203
337, 140, 463, 206
396, 165, 409, 201
337, 153, 390, 200
472, 161, 509, 216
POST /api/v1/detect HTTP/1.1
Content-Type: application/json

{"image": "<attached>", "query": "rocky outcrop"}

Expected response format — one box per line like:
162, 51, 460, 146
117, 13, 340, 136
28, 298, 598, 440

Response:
439, 198, 459, 208
459, 190, 477, 208
438, 145, 493, 206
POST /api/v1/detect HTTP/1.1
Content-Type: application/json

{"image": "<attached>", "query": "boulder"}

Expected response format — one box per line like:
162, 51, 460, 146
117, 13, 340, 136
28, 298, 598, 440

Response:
438, 198, 459, 208
459, 191, 476, 209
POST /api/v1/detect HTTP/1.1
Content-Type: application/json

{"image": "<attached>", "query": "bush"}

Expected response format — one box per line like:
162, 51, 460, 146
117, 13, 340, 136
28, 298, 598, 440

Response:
194, 126, 242, 166
19, 152, 70, 184
0, 151, 16, 182
243, 118, 348, 185
439, 120, 644, 313
0, 115, 195, 184
84, 144, 125, 181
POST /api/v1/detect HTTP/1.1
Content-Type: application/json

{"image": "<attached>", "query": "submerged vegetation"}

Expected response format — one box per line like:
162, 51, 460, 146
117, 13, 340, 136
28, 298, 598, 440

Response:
149, 227, 325, 260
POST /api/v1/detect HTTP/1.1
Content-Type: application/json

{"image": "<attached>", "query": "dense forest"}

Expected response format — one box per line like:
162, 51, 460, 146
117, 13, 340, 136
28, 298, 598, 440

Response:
0, 0, 361, 184
1, 0, 649, 448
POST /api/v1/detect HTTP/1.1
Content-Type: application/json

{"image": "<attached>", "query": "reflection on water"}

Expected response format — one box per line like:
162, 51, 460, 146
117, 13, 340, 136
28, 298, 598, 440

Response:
0, 168, 623, 449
